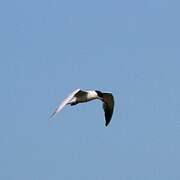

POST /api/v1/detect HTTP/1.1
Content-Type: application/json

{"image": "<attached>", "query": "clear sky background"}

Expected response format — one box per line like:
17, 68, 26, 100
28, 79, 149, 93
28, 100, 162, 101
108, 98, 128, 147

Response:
0, 0, 180, 179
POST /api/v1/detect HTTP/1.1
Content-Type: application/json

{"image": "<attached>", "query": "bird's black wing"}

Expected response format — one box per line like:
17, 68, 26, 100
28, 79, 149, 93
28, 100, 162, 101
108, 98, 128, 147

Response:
102, 93, 114, 126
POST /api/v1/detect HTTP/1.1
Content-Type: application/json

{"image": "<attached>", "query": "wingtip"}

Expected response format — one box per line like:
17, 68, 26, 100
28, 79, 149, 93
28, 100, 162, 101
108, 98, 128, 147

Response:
50, 109, 57, 119
49, 114, 54, 119
105, 122, 109, 127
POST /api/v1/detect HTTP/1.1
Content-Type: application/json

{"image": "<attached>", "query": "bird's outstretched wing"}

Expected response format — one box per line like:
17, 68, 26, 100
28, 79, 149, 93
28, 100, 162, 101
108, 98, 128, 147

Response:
102, 93, 114, 126
50, 89, 81, 118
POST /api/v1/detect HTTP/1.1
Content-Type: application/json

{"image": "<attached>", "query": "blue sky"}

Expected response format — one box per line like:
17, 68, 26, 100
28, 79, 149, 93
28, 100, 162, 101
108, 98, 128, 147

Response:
0, 0, 180, 179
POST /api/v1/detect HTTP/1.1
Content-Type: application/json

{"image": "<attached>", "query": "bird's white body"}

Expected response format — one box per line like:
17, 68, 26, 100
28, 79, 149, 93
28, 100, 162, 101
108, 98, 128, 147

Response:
86, 91, 100, 101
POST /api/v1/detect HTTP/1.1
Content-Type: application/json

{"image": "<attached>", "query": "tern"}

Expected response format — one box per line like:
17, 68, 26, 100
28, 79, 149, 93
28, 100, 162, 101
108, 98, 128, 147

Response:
51, 89, 114, 126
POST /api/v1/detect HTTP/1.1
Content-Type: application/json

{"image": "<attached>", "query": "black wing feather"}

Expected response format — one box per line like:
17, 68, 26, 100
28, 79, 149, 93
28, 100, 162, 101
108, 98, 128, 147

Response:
102, 93, 114, 126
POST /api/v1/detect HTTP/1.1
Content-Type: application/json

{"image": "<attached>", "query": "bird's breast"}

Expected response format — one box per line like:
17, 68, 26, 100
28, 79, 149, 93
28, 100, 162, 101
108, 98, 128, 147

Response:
86, 91, 98, 101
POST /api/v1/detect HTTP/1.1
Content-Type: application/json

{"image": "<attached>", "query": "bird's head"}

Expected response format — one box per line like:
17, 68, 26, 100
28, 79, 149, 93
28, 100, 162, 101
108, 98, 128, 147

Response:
95, 90, 103, 99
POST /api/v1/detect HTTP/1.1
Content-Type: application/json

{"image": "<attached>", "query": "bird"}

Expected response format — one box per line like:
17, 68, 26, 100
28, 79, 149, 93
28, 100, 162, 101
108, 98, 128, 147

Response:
51, 89, 114, 126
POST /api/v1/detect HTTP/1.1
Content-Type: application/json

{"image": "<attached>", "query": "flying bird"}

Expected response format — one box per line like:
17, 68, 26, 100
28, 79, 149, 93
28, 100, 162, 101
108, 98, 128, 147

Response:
51, 89, 114, 126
